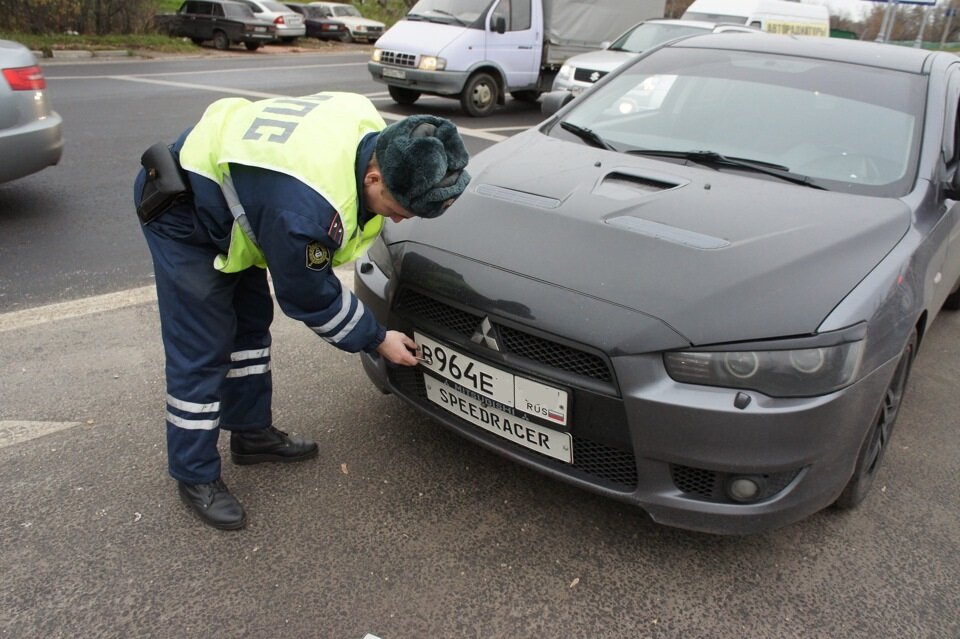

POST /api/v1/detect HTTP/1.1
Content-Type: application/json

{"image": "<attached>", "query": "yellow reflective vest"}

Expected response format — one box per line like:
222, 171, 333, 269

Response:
179, 92, 386, 272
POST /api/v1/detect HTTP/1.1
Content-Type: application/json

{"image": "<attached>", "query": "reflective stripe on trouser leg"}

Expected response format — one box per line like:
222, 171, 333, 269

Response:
141, 203, 271, 484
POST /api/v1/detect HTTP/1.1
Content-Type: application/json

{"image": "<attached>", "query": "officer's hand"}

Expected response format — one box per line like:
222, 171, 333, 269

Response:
376, 330, 418, 366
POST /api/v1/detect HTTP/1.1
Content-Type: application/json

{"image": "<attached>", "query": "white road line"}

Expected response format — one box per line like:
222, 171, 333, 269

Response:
0, 421, 84, 449
46, 60, 369, 81
0, 268, 356, 332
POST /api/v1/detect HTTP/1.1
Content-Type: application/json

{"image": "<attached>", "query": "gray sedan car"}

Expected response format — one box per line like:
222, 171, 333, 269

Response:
0, 40, 63, 184
355, 34, 960, 534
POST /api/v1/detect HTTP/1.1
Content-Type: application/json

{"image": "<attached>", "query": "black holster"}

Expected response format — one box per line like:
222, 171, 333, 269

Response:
137, 142, 191, 225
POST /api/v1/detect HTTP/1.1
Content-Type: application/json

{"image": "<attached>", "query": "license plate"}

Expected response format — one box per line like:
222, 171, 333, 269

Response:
424, 377, 573, 463
414, 332, 569, 426
382, 67, 406, 80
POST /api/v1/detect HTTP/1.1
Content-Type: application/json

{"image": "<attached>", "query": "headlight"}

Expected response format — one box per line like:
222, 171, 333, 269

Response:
418, 56, 446, 71
372, 48, 382, 62
557, 64, 573, 80
663, 340, 865, 397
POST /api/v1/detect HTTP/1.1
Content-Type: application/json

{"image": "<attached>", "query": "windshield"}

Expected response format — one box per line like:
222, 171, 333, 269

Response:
225, 3, 257, 18
551, 47, 924, 197
261, 0, 292, 10
610, 23, 710, 53
332, 4, 360, 16
407, 0, 490, 24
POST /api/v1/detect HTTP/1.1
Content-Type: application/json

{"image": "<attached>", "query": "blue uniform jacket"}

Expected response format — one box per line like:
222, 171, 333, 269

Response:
171, 128, 386, 354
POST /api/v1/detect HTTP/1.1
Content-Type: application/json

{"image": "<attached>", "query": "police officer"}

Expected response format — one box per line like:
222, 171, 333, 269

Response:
134, 92, 470, 530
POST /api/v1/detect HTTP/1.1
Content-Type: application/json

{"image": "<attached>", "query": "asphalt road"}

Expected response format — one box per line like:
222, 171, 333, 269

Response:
0, 48, 958, 639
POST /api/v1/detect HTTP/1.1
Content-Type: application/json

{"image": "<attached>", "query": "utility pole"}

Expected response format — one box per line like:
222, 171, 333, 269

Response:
914, 4, 930, 47
941, 1, 957, 48
876, 0, 896, 42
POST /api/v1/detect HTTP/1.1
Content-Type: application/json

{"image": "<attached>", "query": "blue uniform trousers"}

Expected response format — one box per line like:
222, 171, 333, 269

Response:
139, 185, 274, 484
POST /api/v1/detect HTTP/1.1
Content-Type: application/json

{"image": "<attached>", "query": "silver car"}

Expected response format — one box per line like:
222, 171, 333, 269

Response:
552, 19, 758, 95
0, 40, 63, 184
235, 0, 306, 41
356, 34, 960, 535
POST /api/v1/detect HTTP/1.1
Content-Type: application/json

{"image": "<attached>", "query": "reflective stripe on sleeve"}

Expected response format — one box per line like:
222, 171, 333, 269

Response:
311, 289, 355, 336
326, 298, 366, 343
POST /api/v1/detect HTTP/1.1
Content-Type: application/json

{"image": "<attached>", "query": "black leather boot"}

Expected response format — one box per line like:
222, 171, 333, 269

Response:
177, 478, 246, 530
230, 426, 318, 465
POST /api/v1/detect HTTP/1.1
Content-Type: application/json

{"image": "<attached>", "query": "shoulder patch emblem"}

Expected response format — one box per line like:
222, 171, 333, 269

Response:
306, 240, 331, 271
328, 212, 345, 247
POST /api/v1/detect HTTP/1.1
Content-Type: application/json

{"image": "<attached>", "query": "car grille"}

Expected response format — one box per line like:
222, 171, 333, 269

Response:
573, 68, 609, 83
391, 288, 636, 491
379, 50, 416, 67
670, 464, 800, 503
395, 288, 613, 383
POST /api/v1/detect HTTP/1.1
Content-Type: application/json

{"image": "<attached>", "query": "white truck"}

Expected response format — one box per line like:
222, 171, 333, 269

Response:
367, 0, 665, 117
682, 0, 830, 37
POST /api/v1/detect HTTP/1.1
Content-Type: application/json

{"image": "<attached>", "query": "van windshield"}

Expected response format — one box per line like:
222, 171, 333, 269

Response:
552, 47, 925, 197
407, 0, 490, 25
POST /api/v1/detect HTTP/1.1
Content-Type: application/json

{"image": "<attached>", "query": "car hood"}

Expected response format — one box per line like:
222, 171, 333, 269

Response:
376, 20, 462, 53
385, 131, 911, 346
335, 15, 383, 27
566, 49, 638, 73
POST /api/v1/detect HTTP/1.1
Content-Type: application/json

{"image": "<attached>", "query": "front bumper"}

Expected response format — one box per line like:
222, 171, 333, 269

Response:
354, 252, 892, 535
368, 61, 468, 96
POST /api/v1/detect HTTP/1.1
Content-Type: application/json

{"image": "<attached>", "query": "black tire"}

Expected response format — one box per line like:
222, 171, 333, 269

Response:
943, 280, 960, 310
213, 30, 230, 51
510, 90, 541, 103
834, 328, 917, 510
460, 72, 498, 117
388, 85, 421, 106
244, 42, 261, 51
339, 31, 353, 43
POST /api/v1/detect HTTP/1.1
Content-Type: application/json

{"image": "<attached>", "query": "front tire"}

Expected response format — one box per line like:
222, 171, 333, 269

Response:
460, 72, 498, 117
388, 85, 421, 105
213, 30, 230, 51
339, 31, 353, 43
835, 328, 916, 509
244, 42, 261, 51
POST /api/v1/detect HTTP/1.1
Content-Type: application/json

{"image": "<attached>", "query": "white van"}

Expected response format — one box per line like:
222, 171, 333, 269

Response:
683, 0, 829, 37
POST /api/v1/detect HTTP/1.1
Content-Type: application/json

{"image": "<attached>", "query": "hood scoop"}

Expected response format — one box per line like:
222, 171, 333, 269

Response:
595, 171, 681, 200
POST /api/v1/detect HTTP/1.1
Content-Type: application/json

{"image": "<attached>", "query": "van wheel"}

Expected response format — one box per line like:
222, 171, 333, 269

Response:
834, 329, 916, 510
388, 86, 421, 105
460, 72, 498, 117
213, 30, 230, 51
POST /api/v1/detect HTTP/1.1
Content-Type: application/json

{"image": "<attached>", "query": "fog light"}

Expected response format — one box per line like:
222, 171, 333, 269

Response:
726, 476, 763, 502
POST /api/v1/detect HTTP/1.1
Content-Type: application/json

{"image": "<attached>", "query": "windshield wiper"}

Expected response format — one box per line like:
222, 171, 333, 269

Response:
560, 121, 618, 151
627, 149, 824, 189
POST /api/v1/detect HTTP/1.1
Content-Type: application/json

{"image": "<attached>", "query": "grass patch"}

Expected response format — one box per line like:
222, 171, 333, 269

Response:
1, 32, 200, 54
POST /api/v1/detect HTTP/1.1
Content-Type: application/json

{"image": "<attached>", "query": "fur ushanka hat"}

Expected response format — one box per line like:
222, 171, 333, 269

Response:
375, 115, 471, 218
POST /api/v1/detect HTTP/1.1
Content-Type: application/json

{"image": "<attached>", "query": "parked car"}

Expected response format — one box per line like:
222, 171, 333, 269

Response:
235, 0, 306, 42
163, 0, 277, 51
354, 34, 960, 535
283, 2, 349, 40
0, 40, 63, 184
553, 18, 758, 95
307, 1, 383, 42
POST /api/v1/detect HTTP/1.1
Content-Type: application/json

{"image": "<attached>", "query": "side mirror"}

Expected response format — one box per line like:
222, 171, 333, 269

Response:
492, 16, 506, 34
541, 90, 575, 116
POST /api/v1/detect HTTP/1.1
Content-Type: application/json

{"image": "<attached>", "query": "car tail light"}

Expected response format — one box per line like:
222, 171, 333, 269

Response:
274, 16, 286, 25
3, 65, 46, 91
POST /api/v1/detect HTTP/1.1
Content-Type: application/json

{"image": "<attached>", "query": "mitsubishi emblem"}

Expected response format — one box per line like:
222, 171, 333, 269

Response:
471, 317, 501, 352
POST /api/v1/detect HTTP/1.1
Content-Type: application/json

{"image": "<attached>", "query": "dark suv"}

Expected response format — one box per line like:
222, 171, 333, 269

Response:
167, 0, 277, 51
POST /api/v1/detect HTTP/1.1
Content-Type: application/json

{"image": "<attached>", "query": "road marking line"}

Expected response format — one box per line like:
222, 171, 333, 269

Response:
0, 268, 356, 332
0, 286, 158, 333
0, 421, 84, 448
46, 60, 369, 81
